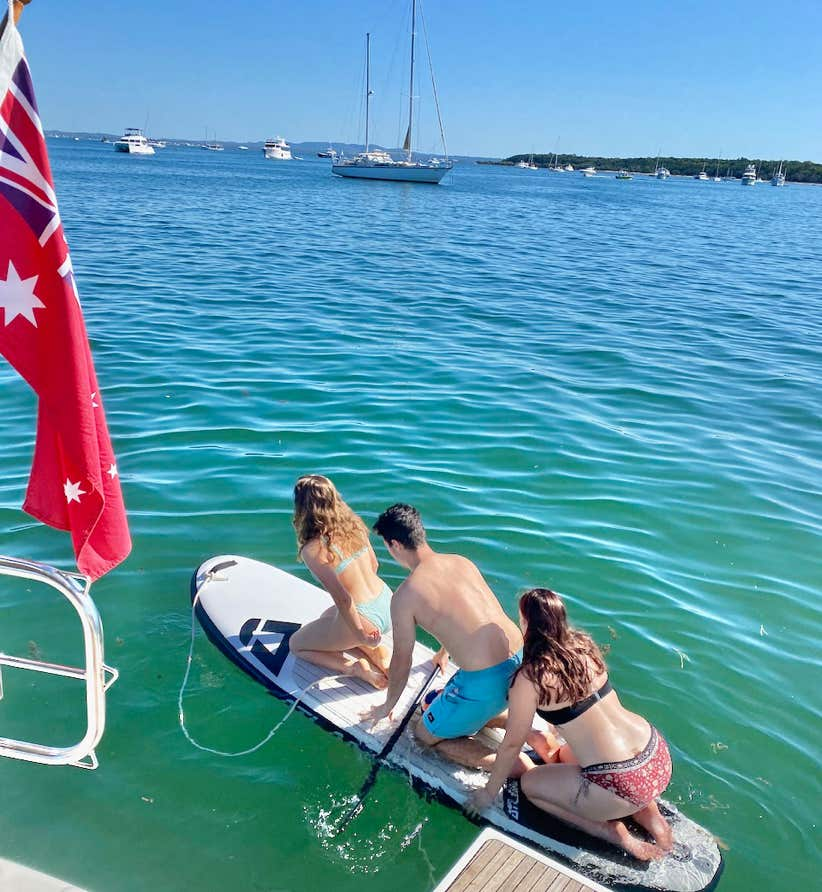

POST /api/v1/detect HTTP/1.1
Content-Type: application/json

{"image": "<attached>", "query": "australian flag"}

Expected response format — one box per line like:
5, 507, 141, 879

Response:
0, 8, 131, 579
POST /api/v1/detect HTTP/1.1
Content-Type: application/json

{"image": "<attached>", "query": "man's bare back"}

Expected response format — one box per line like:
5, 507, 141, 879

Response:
397, 551, 521, 671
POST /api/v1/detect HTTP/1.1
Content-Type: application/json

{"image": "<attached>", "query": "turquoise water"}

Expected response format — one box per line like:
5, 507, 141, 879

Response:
1, 143, 820, 890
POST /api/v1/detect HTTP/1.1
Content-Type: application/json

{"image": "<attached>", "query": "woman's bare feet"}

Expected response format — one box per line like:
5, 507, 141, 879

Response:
350, 658, 388, 690
609, 819, 667, 861
632, 802, 674, 851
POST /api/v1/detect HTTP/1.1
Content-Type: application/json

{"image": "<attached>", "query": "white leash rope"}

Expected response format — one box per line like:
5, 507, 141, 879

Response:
178, 568, 343, 757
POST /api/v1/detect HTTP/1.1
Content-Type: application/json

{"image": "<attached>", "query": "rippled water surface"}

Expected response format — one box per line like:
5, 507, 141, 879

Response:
1, 143, 820, 890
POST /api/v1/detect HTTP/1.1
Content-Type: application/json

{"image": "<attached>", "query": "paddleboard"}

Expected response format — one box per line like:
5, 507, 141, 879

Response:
190, 555, 723, 892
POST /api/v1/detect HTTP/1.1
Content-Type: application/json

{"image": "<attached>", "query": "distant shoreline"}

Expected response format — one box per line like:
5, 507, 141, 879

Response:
495, 154, 822, 184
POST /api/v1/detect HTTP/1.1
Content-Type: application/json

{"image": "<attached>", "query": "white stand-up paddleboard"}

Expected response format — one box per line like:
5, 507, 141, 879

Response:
191, 556, 723, 892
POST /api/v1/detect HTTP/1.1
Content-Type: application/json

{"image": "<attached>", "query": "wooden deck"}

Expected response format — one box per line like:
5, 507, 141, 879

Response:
433, 829, 609, 892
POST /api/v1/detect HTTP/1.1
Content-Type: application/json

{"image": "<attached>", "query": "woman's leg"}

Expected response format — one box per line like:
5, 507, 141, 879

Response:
290, 608, 387, 689
520, 764, 667, 861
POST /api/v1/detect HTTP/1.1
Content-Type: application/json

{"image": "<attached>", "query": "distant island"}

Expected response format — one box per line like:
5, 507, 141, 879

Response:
489, 154, 822, 184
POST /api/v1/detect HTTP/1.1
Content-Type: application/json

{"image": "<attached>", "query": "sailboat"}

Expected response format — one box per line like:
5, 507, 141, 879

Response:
771, 161, 786, 186
713, 159, 722, 182
332, 1, 452, 184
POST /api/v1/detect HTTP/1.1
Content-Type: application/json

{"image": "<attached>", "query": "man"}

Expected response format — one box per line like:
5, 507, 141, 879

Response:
364, 503, 535, 772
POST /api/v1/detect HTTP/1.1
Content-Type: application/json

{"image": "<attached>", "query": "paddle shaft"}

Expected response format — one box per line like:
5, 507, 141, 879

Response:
333, 661, 441, 833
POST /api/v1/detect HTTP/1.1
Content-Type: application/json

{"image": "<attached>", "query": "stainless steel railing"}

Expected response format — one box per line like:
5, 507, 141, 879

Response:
0, 555, 118, 768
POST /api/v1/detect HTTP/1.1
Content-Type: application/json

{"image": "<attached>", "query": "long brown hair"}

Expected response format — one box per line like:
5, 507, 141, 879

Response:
292, 475, 369, 560
518, 588, 606, 704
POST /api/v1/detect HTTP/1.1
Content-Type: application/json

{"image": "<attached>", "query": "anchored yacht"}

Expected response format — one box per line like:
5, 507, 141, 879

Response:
580, 166, 596, 177
263, 137, 292, 160
332, 3, 453, 185
113, 128, 155, 155
741, 163, 757, 185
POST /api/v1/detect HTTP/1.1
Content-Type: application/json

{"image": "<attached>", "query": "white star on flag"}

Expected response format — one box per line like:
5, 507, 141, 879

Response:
91, 392, 99, 408
0, 261, 45, 327
107, 464, 118, 479
63, 479, 86, 504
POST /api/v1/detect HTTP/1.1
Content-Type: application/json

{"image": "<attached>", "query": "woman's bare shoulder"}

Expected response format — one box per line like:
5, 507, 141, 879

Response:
301, 537, 331, 565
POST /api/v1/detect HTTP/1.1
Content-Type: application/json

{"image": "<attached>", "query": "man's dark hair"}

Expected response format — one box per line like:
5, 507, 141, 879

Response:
373, 503, 427, 549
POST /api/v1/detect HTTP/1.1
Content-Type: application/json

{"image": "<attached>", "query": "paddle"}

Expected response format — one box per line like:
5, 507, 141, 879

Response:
332, 661, 441, 835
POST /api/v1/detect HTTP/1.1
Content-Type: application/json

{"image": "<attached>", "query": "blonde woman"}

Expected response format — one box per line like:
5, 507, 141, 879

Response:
290, 475, 392, 689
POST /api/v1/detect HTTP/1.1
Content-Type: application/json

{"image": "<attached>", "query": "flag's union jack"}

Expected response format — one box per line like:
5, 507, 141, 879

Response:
0, 15, 130, 579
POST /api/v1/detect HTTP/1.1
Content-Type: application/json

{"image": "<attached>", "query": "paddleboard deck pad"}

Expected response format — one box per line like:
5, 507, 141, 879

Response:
191, 555, 723, 892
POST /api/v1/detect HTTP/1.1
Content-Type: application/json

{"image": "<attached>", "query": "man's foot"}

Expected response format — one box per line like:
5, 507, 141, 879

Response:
632, 802, 674, 851
350, 658, 388, 690
609, 819, 667, 861
526, 729, 562, 763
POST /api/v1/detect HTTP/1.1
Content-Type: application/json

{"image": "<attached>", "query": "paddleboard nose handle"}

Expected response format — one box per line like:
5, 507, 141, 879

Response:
209, 560, 238, 575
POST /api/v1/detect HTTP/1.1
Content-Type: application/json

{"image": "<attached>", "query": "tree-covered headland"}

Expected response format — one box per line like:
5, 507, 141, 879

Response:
495, 154, 822, 183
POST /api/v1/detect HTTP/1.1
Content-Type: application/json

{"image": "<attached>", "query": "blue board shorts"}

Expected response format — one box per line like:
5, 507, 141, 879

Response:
422, 650, 522, 739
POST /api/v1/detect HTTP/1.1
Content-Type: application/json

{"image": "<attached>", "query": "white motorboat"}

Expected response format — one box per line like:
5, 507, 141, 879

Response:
332, 3, 453, 185
580, 166, 596, 177
263, 137, 292, 160
771, 161, 786, 186
563, 163, 574, 171
615, 169, 632, 179
317, 146, 338, 159
148, 139, 166, 149
655, 166, 671, 179
741, 163, 756, 185
694, 164, 709, 180
113, 128, 155, 155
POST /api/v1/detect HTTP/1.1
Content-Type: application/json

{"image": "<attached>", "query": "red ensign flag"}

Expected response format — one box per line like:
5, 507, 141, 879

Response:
0, 10, 131, 578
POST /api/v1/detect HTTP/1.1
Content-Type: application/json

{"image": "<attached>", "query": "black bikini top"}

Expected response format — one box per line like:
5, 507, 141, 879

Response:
536, 677, 613, 725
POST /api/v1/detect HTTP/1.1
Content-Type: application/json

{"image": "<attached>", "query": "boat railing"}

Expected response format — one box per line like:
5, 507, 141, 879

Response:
0, 555, 118, 769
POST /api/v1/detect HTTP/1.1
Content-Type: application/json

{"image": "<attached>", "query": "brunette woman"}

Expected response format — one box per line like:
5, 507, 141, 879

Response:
467, 588, 673, 861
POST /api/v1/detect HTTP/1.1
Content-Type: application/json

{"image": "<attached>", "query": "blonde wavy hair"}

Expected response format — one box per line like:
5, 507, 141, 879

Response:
292, 475, 369, 561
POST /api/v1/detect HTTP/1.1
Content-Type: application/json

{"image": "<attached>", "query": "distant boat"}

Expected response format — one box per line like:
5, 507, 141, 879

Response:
238, 145, 249, 150
203, 143, 224, 151
712, 159, 722, 182
263, 137, 292, 160
580, 166, 596, 177
148, 139, 166, 149
563, 163, 574, 171
655, 163, 671, 179
771, 161, 786, 186
615, 169, 632, 180
741, 163, 757, 186
113, 128, 155, 155
317, 146, 338, 159
332, 4, 453, 185
694, 163, 709, 181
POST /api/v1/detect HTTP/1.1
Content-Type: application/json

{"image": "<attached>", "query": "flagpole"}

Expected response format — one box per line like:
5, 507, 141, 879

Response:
14, 0, 32, 24
1, 0, 30, 36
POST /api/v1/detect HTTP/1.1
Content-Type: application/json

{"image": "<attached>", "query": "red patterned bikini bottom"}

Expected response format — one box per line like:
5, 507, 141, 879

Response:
580, 726, 672, 808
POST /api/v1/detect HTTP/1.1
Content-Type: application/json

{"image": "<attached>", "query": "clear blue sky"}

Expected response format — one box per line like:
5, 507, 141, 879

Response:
16, 0, 822, 160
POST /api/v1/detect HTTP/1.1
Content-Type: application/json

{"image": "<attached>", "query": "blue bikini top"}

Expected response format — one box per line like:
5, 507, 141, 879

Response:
328, 542, 369, 575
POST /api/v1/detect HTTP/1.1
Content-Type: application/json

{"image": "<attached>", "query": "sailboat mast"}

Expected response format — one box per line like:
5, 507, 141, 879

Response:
365, 32, 371, 154
406, 0, 416, 161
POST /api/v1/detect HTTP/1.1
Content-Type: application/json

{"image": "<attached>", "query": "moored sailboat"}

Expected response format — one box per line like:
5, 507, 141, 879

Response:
332, 1, 452, 184
771, 161, 786, 186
